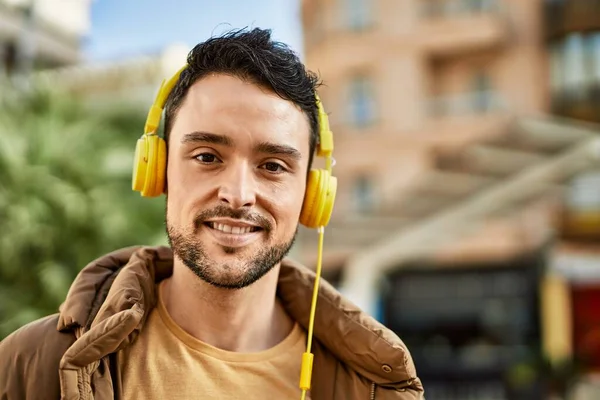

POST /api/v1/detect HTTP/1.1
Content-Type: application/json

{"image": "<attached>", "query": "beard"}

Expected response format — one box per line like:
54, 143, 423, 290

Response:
166, 203, 297, 289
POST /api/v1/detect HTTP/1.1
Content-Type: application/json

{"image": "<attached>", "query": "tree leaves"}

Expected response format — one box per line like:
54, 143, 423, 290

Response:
0, 84, 165, 338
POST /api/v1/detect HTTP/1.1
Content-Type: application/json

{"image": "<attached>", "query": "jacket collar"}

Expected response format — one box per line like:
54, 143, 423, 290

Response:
57, 246, 417, 387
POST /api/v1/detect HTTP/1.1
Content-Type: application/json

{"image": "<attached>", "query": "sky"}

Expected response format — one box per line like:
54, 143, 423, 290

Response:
84, 0, 304, 62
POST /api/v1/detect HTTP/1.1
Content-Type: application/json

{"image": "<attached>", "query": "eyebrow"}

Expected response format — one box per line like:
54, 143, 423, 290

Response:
181, 131, 233, 146
255, 142, 302, 161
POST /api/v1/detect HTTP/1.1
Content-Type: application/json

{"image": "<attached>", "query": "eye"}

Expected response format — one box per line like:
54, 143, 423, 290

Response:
261, 161, 286, 173
195, 153, 220, 164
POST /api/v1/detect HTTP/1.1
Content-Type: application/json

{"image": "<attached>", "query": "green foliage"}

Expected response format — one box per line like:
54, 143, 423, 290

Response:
0, 84, 166, 339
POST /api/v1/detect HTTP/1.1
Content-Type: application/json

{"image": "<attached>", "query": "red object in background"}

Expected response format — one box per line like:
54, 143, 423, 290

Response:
571, 284, 600, 371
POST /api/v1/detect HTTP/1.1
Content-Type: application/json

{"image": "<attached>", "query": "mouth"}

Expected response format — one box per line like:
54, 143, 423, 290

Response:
202, 220, 264, 248
203, 221, 263, 235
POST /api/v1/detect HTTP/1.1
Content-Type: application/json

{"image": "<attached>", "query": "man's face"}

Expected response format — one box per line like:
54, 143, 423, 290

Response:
165, 74, 310, 289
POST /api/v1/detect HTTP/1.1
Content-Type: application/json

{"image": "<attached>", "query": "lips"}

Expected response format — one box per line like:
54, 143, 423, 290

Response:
206, 222, 261, 234
195, 205, 271, 233
202, 220, 264, 248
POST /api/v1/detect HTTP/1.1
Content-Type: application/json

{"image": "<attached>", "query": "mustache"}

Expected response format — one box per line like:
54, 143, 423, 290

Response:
194, 205, 272, 232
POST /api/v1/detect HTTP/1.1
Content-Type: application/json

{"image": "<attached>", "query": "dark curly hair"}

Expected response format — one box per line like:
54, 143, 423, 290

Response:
163, 28, 322, 170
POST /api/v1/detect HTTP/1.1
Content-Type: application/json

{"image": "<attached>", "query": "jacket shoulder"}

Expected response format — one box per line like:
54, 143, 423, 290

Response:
312, 340, 425, 399
0, 314, 75, 400
336, 362, 425, 399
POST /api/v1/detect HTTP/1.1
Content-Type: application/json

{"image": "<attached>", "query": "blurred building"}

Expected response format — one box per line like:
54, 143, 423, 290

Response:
34, 43, 189, 106
0, 0, 187, 103
299, 0, 600, 398
0, 0, 92, 75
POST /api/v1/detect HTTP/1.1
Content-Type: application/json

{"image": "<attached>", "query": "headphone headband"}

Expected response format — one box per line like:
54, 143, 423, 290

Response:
144, 65, 188, 135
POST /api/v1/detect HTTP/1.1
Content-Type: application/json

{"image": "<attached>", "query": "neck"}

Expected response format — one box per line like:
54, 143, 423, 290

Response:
162, 258, 295, 352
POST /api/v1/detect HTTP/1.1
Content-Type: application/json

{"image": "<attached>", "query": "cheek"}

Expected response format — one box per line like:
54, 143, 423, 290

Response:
264, 180, 306, 227
166, 157, 190, 191
166, 163, 187, 214
166, 161, 208, 225
168, 154, 214, 191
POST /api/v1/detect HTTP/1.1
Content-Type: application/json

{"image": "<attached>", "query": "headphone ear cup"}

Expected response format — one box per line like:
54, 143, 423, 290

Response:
132, 137, 148, 193
300, 169, 320, 228
132, 135, 167, 197
142, 135, 157, 197
320, 174, 337, 227
300, 169, 337, 228
154, 137, 167, 195
141, 135, 165, 197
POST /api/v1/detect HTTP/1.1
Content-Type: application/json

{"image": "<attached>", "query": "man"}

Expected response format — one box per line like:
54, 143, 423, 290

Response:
0, 28, 424, 399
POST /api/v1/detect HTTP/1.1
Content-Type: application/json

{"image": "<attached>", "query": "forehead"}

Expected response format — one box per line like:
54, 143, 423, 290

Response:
169, 74, 311, 151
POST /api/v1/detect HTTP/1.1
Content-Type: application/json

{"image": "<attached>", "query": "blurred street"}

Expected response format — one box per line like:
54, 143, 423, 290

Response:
1, 0, 600, 398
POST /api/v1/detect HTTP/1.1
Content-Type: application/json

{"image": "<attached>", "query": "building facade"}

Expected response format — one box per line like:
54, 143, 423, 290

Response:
297, 0, 552, 267
300, 0, 600, 398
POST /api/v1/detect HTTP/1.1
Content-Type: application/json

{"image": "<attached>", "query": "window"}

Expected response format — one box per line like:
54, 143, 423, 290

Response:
566, 172, 600, 212
466, 0, 498, 13
347, 75, 376, 128
550, 41, 565, 97
471, 71, 493, 112
343, 0, 372, 31
587, 33, 600, 89
549, 32, 600, 105
353, 175, 375, 213
563, 33, 586, 98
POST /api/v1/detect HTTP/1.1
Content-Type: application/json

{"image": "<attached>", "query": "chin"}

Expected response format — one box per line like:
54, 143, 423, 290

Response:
168, 223, 296, 290
200, 260, 274, 290
206, 240, 257, 256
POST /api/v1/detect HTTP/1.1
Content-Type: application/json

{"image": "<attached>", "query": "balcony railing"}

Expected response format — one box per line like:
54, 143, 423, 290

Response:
427, 90, 509, 118
419, 0, 506, 18
416, 0, 509, 56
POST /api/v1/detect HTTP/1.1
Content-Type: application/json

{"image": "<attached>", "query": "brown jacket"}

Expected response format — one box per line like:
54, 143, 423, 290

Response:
0, 246, 424, 399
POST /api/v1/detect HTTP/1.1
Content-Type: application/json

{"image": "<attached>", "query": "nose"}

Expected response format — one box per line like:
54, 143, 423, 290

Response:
217, 162, 257, 209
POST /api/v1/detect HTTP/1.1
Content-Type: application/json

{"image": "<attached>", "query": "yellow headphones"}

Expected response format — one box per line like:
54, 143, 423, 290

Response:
132, 65, 336, 397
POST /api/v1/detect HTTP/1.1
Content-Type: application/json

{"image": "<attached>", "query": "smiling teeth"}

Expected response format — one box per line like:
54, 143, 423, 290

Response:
211, 223, 254, 234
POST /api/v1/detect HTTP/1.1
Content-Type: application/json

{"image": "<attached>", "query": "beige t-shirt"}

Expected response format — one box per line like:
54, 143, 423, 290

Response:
118, 281, 310, 400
